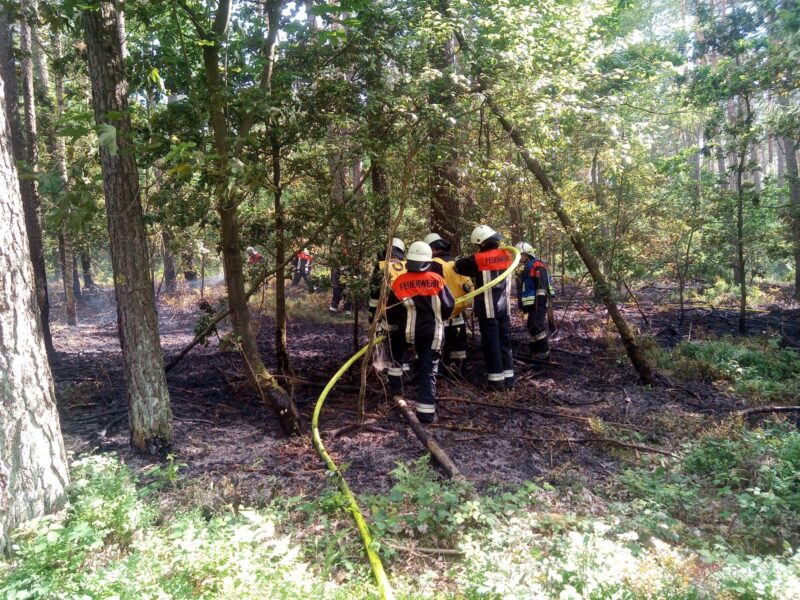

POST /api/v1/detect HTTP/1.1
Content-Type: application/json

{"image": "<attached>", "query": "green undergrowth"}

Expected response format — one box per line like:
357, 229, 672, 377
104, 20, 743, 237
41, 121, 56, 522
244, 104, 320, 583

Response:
658, 336, 800, 403
3, 443, 800, 599
618, 421, 800, 555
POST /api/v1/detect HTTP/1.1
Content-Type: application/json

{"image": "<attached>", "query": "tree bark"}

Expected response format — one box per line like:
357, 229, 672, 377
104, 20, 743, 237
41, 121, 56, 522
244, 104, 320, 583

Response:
80, 251, 94, 290
161, 229, 177, 294
480, 88, 658, 385
83, 0, 173, 453
196, 0, 301, 434
428, 23, 462, 254
19, 1, 53, 358
58, 231, 77, 325
50, 32, 77, 325
777, 98, 800, 299
0, 8, 54, 359
0, 70, 68, 551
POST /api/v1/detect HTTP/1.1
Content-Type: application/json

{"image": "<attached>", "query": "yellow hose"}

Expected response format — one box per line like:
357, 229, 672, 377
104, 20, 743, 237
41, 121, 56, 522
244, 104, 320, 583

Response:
310, 245, 520, 599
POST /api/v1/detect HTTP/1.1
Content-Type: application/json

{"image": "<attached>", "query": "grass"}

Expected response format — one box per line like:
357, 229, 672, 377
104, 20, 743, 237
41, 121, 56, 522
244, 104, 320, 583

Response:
658, 336, 800, 403
4, 445, 800, 599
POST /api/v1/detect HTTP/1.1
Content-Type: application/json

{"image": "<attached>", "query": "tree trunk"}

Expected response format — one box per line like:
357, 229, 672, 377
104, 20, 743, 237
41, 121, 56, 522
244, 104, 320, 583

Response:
58, 231, 77, 325
19, 2, 53, 358
0, 8, 54, 359
83, 0, 173, 453
428, 27, 462, 254
736, 152, 747, 334
481, 89, 658, 385
197, 0, 300, 434
161, 229, 177, 293
273, 137, 290, 373
80, 251, 94, 290
777, 98, 800, 299
50, 31, 77, 325
72, 253, 82, 301
0, 71, 68, 551
786, 143, 800, 300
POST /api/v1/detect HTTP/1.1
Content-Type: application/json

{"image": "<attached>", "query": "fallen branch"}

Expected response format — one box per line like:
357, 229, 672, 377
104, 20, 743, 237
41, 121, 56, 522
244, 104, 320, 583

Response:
394, 396, 467, 482
736, 406, 800, 418
429, 422, 676, 457
383, 541, 465, 556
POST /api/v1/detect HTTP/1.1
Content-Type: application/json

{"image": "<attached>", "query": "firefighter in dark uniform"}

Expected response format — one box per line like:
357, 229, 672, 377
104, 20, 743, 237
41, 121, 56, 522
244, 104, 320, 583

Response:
386, 241, 455, 423
424, 232, 472, 376
516, 242, 553, 359
454, 225, 515, 391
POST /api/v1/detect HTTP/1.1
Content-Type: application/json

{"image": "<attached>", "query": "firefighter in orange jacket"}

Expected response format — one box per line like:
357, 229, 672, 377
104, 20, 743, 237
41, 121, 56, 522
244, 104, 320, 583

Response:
424, 232, 471, 376
291, 248, 315, 292
454, 225, 515, 391
386, 241, 455, 423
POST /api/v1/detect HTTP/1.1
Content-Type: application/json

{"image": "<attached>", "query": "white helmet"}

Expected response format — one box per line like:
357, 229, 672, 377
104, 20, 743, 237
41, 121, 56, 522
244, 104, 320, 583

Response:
515, 242, 534, 255
391, 237, 405, 253
406, 241, 432, 263
246, 246, 256, 253
423, 233, 443, 245
470, 224, 501, 245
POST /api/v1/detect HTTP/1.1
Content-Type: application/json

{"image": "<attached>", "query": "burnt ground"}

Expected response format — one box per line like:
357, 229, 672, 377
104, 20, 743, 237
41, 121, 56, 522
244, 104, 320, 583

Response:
50, 281, 800, 504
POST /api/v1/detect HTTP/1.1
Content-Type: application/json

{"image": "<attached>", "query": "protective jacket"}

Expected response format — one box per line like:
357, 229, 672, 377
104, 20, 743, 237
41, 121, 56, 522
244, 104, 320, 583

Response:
454, 246, 513, 319
518, 256, 551, 311
431, 255, 472, 319
386, 271, 455, 350
454, 243, 515, 389
368, 249, 407, 321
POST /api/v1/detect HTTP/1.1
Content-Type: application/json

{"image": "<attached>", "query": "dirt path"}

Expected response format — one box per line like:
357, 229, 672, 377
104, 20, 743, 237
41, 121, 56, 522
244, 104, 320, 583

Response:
51, 282, 778, 503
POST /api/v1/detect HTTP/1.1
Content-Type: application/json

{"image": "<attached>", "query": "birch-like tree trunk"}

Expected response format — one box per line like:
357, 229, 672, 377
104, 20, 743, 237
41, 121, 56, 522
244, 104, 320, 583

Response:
83, 0, 173, 452
0, 69, 68, 551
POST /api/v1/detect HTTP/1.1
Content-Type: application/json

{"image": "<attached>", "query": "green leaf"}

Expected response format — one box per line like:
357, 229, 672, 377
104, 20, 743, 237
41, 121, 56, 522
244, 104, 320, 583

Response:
97, 124, 118, 156
57, 124, 92, 142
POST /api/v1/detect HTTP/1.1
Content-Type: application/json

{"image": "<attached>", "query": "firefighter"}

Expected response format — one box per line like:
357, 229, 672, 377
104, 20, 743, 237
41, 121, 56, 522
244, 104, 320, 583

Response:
386, 241, 455, 423
368, 237, 406, 324
424, 233, 472, 376
291, 247, 315, 292
515, 242, 553, 360
454, 225, 515, 391
245, 246, 265, 283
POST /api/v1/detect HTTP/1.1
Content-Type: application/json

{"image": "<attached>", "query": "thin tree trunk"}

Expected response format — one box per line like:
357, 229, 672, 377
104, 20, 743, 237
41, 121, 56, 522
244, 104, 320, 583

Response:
273, 137, 290, 373
195, 0, 300, 434
58, 231, 77, 325
84, 0, 173, 453
480, 88, 658, 384
72, 253, 82, 301
80, 251, 94, 290
161, 229, 177, 293
777, 98, 800, 299
0, 8, 54, 358
50, 32, 77, 325
0, 70, 68, 550
19, 1, 53, 358
428, 26, 462, 254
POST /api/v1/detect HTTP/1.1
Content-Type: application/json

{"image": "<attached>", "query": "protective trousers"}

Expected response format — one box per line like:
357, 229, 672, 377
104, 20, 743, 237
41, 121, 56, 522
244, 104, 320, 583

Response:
442, 321, 467, 374
292, 270, 314, 291
388, 333, 440, 422
330, 268, 352, 311
478, 313, 514, 390
527, 297, 550, 358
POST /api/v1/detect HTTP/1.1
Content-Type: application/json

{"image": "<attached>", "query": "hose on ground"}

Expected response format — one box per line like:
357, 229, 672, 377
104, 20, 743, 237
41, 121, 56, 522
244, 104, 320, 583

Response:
310, 246, 520, 599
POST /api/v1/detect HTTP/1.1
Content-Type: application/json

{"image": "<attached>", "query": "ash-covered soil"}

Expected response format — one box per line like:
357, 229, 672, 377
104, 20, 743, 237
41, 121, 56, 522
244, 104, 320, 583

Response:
50, 281, 795, 503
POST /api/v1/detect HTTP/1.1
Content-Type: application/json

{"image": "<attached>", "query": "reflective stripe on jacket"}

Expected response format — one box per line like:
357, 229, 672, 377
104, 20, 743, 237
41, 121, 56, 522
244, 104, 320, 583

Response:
387, 271, 455, 351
